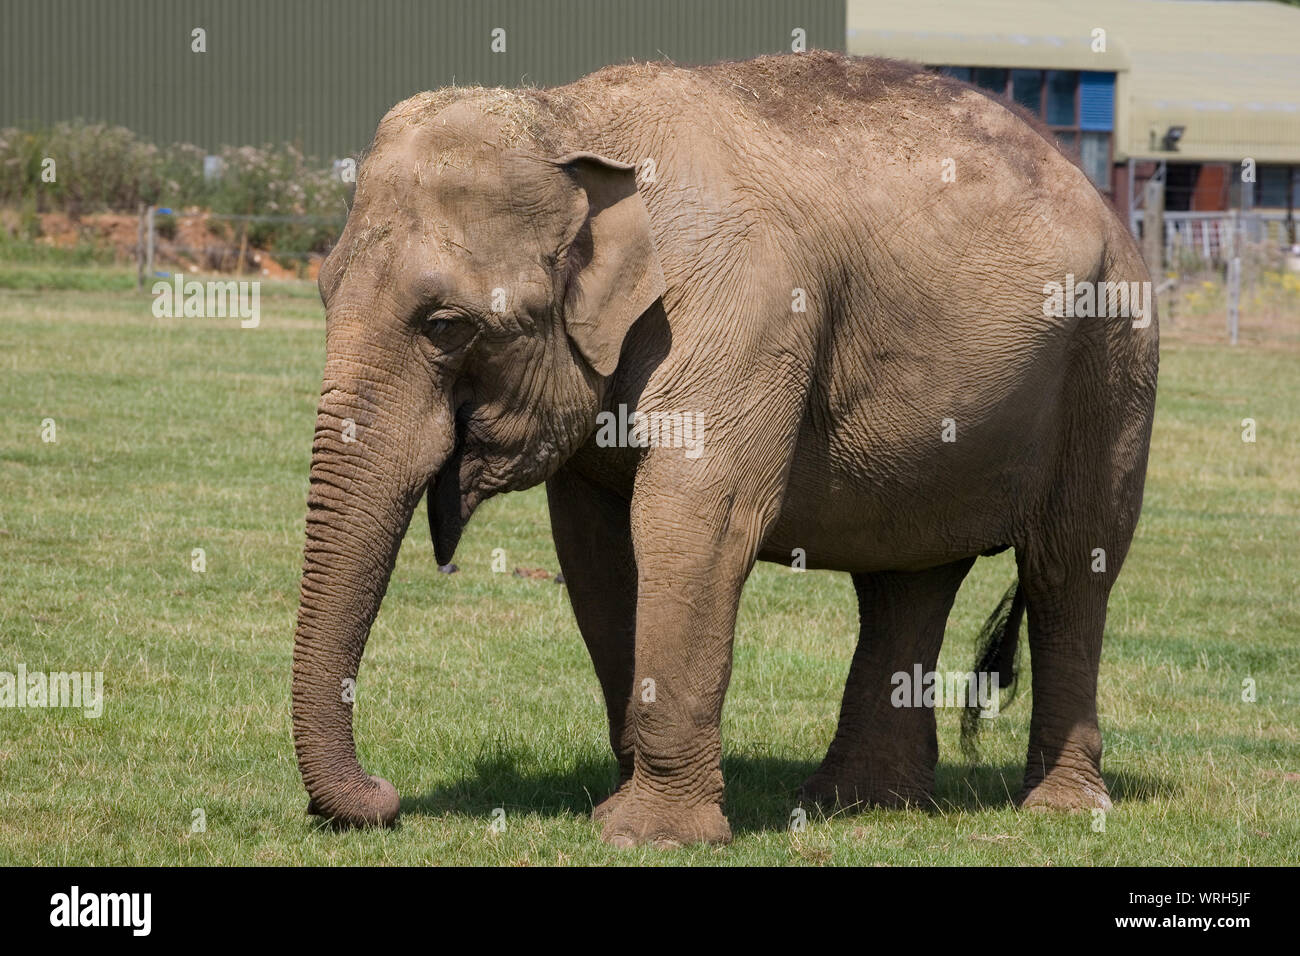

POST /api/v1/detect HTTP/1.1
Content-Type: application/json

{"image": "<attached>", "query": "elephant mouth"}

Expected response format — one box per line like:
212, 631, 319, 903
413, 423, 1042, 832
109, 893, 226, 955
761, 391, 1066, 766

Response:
427, 440, 467, 567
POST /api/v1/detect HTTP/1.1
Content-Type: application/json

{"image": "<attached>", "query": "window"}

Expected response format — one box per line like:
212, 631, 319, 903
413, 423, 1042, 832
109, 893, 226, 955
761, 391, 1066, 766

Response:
1011, 70, 1042, 113
972, 68, 1008, 94
1080, 133, 1111, 189
933, 66, 1116, 192
1257, 165, 1294, 208
1045, 71, 1078, 126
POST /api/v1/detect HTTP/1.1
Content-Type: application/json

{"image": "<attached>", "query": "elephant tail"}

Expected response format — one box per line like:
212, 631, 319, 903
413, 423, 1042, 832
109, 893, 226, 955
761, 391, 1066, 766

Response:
960, 580, 1026, 759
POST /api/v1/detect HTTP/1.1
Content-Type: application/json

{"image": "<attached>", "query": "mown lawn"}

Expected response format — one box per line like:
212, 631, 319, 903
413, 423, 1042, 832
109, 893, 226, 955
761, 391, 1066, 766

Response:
1, 269, 1297, 865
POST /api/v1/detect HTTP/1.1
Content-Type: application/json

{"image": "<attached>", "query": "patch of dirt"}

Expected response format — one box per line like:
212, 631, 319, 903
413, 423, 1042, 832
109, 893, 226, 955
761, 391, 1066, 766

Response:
1261, 769, 1300, 782
31, 208, 325, 279
34, 210, 140, 259
513, 567, 553, 580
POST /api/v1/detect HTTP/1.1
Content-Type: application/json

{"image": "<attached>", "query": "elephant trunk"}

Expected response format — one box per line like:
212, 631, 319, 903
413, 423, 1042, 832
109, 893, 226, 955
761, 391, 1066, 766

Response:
291, 374, 449, 827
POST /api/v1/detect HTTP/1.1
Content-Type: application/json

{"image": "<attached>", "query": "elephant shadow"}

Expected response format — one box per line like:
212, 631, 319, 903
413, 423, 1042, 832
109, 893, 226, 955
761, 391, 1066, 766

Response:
928, 761, 1178, 814
402, 752, 1176, 835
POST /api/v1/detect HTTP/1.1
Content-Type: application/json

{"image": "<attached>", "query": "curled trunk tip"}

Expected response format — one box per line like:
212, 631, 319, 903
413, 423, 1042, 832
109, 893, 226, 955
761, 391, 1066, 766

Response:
305, 774, 401, 828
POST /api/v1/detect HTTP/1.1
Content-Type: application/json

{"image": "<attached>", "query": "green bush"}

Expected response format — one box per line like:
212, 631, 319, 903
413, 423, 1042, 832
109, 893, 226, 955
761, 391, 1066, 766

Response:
208, 143, 349, 256
0, 120, 350, 256
0, 121, 167, 211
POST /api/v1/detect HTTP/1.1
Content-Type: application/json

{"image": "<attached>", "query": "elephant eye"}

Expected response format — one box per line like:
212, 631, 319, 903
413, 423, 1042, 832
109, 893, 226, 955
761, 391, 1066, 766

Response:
416, 308, 475, 352
418, 310, 462, 337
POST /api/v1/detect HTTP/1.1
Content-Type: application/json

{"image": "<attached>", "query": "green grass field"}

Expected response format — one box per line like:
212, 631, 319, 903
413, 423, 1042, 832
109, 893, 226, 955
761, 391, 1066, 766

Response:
1, 266, 1297, 865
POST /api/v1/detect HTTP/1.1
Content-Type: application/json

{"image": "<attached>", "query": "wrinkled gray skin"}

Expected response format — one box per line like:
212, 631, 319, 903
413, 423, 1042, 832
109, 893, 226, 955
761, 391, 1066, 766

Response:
292, 52, 1158, 847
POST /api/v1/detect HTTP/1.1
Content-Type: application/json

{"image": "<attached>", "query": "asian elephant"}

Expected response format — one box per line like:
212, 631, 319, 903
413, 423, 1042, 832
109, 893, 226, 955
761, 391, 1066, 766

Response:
291, 51, 1158, 848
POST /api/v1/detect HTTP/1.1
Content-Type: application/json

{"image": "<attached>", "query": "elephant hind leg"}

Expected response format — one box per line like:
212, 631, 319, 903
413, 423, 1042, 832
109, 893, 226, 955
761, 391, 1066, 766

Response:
1015, 547, 1114, 811
801, 558, 975, 810
1014, 249, 1155, 812
1014, 401, 1148, 811
1014, 486, 1134, 811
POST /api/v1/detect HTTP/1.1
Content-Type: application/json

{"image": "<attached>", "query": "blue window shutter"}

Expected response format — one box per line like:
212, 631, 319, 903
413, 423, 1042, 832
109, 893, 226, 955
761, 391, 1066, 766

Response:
1079, 72, 1115, 132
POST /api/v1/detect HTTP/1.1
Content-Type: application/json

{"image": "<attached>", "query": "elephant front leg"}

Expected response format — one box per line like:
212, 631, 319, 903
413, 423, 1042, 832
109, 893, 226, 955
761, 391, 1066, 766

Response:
545, 467, 637, 820
599, 491, 776, 848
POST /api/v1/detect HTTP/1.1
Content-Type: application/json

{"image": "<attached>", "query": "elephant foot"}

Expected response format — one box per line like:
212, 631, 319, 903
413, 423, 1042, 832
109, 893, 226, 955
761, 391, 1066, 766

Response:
800, 770, 932, 811
599, 789, 731, 848
1019, 770, 1111, 811
590, 779, 632, 821
305, 774, 401, 828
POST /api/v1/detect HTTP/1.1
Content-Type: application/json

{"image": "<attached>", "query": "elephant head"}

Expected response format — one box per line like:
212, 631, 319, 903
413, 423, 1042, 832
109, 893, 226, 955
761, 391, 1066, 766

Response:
291, 92, 664, 826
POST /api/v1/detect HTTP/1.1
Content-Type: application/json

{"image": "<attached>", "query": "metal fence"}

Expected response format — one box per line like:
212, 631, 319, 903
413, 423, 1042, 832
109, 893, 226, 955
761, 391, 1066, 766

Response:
1134, 210, 1297, 266
135, 205, 344, 288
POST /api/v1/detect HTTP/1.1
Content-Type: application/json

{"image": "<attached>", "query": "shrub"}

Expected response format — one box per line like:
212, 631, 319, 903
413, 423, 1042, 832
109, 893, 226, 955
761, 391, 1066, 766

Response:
209, 143, 348, 256
0, 120, 350, 256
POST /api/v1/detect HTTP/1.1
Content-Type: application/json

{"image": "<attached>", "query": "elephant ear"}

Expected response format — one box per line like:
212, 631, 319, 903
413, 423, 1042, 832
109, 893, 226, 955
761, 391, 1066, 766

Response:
550, 152, 665, 377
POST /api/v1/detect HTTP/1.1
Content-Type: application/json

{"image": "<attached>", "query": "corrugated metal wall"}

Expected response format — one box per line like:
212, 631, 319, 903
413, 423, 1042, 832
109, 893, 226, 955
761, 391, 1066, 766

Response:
2, 0, 844, 159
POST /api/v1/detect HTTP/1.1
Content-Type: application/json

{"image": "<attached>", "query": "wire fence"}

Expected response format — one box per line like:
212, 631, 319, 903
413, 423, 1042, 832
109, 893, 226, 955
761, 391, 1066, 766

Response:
136, 205, 346, 287
1134, 210, 1297, 267
1133, 208, 1300, 345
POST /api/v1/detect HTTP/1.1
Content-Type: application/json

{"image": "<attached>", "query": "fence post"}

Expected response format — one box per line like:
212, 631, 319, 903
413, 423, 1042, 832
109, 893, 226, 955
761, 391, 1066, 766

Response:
136, 202, 146, 291
1141, 177, 1164, 275
145, 205, 156, 285
1127, 157, 1137, 237
1227, 254, 1240, 346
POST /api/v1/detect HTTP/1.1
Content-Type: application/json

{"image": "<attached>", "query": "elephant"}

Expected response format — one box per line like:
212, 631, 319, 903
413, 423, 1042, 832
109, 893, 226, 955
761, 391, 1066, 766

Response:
291, 51, 1159, 848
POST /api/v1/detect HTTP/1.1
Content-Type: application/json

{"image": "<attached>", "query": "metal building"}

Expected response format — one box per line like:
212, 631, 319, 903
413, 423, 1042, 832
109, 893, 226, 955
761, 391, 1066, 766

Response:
1, 0, 843, 159
848, 0, 1300, 246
